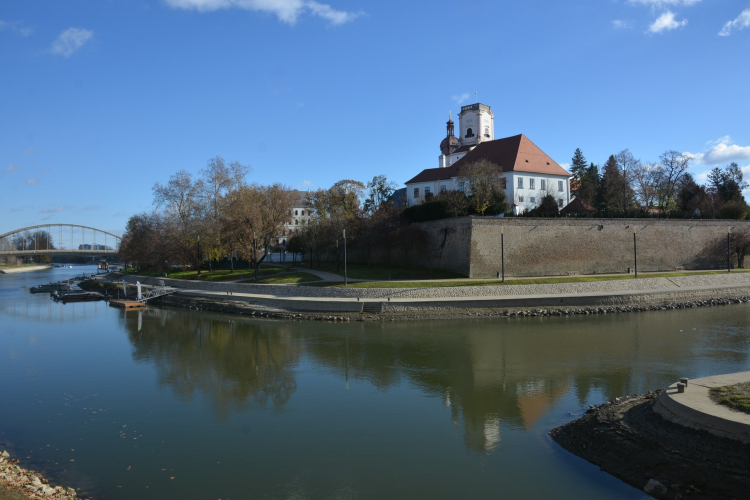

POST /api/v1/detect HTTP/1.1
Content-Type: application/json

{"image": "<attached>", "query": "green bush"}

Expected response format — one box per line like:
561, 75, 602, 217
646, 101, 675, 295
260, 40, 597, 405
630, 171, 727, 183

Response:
402, 200, 456, 222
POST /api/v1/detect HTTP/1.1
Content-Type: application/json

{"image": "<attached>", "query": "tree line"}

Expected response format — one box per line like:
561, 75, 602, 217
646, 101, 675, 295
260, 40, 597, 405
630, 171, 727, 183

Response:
570, 148, 749, 219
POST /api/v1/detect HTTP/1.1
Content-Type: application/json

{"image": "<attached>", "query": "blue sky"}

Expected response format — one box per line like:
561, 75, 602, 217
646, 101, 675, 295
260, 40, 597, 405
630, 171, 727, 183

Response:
2, 0, 749, 236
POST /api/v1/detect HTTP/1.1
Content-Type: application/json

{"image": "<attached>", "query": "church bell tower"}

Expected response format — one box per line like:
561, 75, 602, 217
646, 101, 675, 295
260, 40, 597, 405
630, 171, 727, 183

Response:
458, 103, 494, 147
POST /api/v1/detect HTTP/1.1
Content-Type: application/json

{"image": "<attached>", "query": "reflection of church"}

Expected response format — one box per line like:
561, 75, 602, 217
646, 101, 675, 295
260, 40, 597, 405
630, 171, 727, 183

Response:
405, 102, 572, 215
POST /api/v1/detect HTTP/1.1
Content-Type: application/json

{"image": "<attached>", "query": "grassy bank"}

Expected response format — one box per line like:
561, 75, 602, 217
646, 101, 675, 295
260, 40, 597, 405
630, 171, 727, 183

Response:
710, 382, 750, 415
121, 266, 289, 282
303, 269, 750, 288
296, 262, 464, 281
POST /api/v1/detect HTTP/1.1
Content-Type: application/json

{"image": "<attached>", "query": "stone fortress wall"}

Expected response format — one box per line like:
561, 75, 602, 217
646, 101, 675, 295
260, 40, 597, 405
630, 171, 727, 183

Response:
421, 217, 750, 278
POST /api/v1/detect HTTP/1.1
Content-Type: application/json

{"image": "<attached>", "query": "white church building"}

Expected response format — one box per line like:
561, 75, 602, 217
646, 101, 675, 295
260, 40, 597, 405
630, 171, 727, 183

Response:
405, 103, 571, 215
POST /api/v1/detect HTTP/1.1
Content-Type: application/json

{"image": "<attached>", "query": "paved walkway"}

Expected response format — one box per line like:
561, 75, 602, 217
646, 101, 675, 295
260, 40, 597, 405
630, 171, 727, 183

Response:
655, 371, 750, 444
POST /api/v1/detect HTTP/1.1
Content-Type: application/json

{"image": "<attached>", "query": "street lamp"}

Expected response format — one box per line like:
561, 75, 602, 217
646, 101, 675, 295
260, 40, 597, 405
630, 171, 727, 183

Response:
343, 229, 348, 287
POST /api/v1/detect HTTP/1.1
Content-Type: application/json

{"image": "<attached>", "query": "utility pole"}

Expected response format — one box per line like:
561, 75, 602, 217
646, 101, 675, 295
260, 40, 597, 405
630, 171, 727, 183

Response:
253, 231, 257, 280
501, 233, 505, 282
343, 229, 348, 287
728, 232, 732, 273
634, 233, 638, 278
336, 238, 340, 274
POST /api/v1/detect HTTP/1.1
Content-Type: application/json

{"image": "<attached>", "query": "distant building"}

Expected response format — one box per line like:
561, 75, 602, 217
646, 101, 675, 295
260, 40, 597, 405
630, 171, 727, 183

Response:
275, 191, 314, 247
405, 103, 572, 215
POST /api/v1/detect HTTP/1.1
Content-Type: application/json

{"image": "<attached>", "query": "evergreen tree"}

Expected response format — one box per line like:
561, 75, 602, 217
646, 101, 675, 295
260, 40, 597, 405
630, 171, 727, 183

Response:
570, 148, 588, 179
600, 154, 635, 214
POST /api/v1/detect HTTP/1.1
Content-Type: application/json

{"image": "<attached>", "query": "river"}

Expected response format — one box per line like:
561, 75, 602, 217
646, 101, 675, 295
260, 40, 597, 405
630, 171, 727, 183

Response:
1, 266, 749, 499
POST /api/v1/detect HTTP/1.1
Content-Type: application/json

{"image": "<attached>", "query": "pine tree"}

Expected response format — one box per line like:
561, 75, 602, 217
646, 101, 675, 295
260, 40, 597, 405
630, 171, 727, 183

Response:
570, 148, 588, 180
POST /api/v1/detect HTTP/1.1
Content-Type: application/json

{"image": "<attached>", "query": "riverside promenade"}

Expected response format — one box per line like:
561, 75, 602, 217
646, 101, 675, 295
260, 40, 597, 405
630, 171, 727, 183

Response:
109, 272, 750, 317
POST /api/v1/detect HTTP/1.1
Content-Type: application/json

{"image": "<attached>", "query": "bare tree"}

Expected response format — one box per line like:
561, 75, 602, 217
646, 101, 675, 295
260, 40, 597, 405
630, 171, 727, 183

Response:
631, 162, 660, 211
458, 159, 507, 215
655, 150, 690, 212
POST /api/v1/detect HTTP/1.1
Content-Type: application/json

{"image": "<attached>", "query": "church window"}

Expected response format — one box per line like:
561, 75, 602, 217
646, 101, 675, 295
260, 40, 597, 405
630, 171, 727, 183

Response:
530, 197, 536, 204
440, 185, 447, 192
458, 181, 465, 192
425, 187, 431, 196
465, 128, 474, 138
530, 179, 535, 190
484, 127, 490, 138
558, 181, 564, 191
295, 210, 298, 215
519, 195, 524, 203
541, 179, 546, 191
414, 188, 420, 198
518, 178, 524, 189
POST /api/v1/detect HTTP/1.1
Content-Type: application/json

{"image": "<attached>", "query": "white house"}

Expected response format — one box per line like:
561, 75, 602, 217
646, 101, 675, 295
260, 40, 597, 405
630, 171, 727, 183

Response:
405, 103, 571, 215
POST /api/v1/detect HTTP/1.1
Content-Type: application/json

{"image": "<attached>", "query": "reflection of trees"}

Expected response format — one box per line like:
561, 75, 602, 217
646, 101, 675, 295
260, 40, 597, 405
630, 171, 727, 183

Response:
122, 309, 301, 419
302, 311, 750, 454
119, 306, 750, 453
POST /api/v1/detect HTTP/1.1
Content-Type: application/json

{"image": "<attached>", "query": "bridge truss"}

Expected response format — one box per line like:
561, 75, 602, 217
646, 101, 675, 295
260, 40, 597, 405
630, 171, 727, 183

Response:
0, 224, 121, 256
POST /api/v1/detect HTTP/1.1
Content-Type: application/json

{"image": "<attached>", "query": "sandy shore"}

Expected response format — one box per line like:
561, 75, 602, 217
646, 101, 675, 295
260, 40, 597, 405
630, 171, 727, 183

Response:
0, 266, 52, 275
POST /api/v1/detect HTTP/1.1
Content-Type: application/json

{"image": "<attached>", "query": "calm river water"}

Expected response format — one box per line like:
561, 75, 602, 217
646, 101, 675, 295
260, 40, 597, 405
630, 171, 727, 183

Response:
2, 266, 750, 499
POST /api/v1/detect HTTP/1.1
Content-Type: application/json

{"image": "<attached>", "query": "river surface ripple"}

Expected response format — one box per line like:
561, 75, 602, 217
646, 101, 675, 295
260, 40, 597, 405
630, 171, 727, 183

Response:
1, 266, 749, 499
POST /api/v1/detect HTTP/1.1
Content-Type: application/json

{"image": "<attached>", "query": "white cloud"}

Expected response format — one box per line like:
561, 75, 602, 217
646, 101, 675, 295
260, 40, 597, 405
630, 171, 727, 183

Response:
0, 20, 34, 37
612, 20, 633, 29
296, 180, 314, 189
26, 178, 38, 184
452, 93, 470, 105
163, 0, 361, 25
629, 0, 701, 6
648, 11, 688, 33
39, 206, 69, 214
83, 205, 103, 211
50, 28, 93, 57
687, 137, 750, 166
6, 164, 19, 173
719, 8, 750, 36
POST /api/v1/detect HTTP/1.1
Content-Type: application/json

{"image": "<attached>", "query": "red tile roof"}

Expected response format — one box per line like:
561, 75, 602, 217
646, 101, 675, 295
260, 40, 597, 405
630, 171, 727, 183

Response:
406, 134, 570, 184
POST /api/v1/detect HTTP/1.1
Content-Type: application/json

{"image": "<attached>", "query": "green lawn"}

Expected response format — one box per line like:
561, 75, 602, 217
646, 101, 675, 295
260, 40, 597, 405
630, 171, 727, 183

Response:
249, 272, 323, 284
710, 383, 750, 415
302, 269, 749, 289
121, 267, 288, 282
296, 262, 465, 281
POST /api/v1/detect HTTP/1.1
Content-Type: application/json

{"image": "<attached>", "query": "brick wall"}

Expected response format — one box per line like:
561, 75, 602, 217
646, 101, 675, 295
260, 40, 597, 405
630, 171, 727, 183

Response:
422, 217, 749, 278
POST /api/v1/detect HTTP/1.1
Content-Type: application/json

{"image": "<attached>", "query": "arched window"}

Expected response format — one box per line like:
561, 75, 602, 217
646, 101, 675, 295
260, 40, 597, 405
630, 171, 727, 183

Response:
295, 210, 298, 215
465, 128, 474, 138
484, 126, 490, 138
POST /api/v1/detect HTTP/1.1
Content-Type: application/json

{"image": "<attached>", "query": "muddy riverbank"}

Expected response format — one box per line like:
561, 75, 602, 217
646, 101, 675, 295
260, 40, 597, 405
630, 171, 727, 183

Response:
550, 392, 750, 500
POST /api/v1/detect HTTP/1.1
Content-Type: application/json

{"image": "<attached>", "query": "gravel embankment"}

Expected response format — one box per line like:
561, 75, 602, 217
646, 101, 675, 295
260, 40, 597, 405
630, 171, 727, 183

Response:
114, 272, 750, 299
0, 451, 80, 500
550, 392, 750, 500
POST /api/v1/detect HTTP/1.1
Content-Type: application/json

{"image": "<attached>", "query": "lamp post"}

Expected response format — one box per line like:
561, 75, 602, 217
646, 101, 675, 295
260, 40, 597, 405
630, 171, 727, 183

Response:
343, 229, 348, 287
197, 235, 201, 275
253, 231, 257, 280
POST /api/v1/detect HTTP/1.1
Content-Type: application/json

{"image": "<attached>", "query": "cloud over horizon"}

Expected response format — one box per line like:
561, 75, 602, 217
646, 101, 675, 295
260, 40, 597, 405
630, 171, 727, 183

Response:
50, 28, 93, 57
687, 136, 750, 166
163, 0, 361, 25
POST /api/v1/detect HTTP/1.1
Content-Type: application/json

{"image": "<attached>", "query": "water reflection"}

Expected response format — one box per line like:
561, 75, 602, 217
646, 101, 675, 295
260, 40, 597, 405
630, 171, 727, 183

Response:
120, 307, 750, 454
123, 309, 301, 418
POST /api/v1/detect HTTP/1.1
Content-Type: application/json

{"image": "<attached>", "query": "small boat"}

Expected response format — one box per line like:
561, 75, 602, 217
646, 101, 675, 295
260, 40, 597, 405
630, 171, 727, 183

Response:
61, 292, 105, 303
30, 283, 64, 293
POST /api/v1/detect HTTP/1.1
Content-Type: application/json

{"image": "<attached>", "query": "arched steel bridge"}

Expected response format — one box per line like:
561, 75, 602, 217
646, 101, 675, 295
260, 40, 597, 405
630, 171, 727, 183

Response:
0, 224, 121, 256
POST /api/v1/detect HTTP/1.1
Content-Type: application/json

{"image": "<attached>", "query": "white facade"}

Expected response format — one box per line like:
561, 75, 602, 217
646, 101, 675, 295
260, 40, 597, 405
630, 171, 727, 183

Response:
406, 172, 570, 215
458, 103, 494, 148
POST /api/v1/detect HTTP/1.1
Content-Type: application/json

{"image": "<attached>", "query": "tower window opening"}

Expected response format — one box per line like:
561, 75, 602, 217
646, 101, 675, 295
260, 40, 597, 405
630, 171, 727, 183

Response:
465, 128, 474, 138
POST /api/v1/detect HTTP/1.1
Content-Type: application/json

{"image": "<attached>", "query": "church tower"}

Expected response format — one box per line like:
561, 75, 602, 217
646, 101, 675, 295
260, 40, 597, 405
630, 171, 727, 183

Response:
438, 113, 460, 168
458, 103, 494, 147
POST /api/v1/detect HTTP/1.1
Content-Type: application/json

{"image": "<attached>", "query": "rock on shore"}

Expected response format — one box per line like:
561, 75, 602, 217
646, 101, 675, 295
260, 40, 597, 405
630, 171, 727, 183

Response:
550, 392, 750, 500
0, 451, 79, 500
